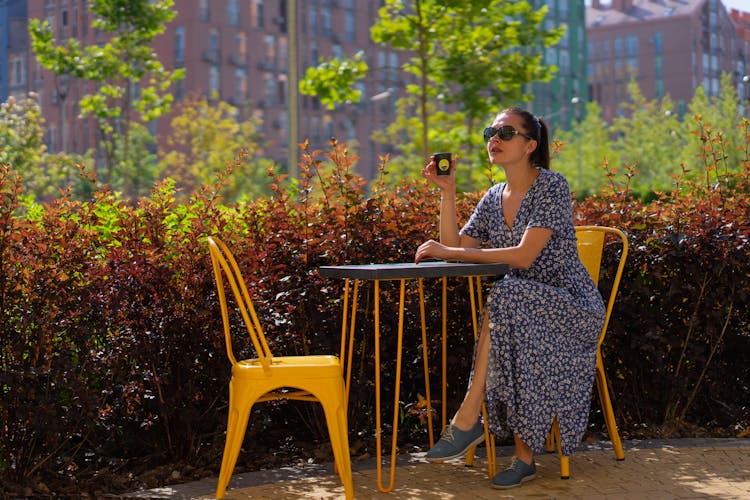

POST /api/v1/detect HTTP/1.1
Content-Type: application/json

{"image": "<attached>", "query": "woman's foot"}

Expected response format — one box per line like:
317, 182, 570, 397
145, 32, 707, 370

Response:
492, 456, 537, 489
424, 421, 485, 462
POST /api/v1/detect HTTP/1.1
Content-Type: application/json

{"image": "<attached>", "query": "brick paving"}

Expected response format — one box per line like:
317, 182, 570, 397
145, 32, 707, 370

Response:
126, 438, 750, 499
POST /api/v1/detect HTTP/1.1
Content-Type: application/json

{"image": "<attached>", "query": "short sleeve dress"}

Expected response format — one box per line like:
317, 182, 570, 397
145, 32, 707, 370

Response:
460, 168, 605, 455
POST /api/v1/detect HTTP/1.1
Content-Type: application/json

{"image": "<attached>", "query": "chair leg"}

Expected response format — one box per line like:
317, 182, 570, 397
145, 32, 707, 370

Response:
560, 455, 570, 479
464, 404, 496, 478
465, 444, 477, 467
545, 429, 555, 453
215, 383, 255, 499
318, 381, 354, 500
550, 416, 571, 479
595, 358, 625, 461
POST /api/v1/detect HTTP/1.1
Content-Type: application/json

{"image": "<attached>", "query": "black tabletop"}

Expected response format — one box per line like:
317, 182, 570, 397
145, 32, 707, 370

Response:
318, 261, 508, 280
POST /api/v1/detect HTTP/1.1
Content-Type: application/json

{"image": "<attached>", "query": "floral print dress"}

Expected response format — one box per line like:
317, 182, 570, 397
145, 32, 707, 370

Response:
460, 169, 605, 455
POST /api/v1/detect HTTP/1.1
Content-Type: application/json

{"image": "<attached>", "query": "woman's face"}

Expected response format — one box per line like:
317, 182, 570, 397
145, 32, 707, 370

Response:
486, 112, 536, 167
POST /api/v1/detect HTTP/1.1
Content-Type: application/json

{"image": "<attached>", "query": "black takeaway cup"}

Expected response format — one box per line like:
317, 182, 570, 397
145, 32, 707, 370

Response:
433, 152, 452, 176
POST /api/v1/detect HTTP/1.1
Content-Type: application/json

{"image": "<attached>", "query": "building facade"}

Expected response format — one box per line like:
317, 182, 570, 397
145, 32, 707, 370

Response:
1, 0, 28, 102
14, 1, 749, 183
586, 0, 747, 121
730, 8, 750, 104
23, 0, 406, 181
528, 0, 590, 131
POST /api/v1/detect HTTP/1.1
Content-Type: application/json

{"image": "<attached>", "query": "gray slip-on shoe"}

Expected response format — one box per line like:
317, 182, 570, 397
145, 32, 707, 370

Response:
424, 421, 484, 462
492, 457, 537, 489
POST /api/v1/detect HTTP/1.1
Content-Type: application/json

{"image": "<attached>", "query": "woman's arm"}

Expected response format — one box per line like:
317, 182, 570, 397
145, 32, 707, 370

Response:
416, 227, 552, 269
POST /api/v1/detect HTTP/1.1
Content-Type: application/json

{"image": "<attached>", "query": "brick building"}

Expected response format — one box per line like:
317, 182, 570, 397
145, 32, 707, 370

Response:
586, 0, 748, 121
21, 0, 408, 181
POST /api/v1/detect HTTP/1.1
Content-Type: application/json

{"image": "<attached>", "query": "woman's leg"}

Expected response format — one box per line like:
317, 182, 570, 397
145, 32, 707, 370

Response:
450, 310, 491, 430
513, 434, 533, 464
450, 312, 534, 465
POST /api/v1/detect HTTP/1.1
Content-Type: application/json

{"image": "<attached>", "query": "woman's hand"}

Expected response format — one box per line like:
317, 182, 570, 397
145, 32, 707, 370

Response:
415, 239, 453, 264
422, 155, 457, 193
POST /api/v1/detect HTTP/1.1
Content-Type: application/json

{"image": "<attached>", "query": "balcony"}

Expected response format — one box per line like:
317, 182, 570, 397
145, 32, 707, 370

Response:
202, 49, 220, 64
229, 54, 247, 67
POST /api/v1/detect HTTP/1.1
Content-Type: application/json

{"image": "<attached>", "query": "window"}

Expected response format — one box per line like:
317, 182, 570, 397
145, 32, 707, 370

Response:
277, 112, 288, 138
252, 0, 264, 28
200, 0, 210, 22
277, 75, 287, 106
235, 68, 247, 101
389, 53, 398, 81
345, 10, 355, 43
655, 78, 664, 99
310, 42, 319, 66
653, 32, 663, 53
174, 78, 185, 101
264, 35, 276, 66
227, 0, 239, 25
10, 56, 27, 85
265, 74, 275, 106
559, 50, 570, 74
309, 2, 317, 36
175, 27, 185, 66
209, 64, 220, 97
209, 28, 220, 52
236, 32, 247, 59
278, 37, 288, 70
626, 35, 638, 57
321, 6, 331, 38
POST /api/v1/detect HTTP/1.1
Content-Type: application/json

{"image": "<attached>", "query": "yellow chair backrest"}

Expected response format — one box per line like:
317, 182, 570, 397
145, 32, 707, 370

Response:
208, 236, 273, 371
575, 226, 629, 347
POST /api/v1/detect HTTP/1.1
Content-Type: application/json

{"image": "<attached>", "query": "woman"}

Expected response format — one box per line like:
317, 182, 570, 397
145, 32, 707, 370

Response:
415, 107, 605, 489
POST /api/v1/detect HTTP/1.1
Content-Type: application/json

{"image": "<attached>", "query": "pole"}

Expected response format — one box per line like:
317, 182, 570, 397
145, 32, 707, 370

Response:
287, 0, 298, 178
571, 97, 583, 191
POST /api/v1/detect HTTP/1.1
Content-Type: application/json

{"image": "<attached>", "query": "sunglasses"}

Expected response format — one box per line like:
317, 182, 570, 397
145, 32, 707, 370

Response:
483, 125, 535, 142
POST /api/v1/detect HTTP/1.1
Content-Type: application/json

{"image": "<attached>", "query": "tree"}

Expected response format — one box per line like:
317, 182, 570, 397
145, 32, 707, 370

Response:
0, 94, 90, 201
29, 0, 184, 199
157, 95, 276, 201
552, 72, 749, 199
299, 51, 368, 110
683, 74, 747, 187
609, 81, 686, 197
300, 0, 562, 183
552, 100, 613, 198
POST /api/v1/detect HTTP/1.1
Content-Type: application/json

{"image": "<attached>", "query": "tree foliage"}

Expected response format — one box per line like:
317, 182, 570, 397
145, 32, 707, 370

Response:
300, 0, 561, 168
29, 0, 184, 197
0, 94, 90, 200
552, 73, 749, 199
299, 51, 368, 110
157, 95, 277, 201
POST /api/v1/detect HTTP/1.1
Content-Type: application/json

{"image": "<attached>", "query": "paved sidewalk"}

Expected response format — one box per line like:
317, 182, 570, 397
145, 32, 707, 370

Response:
127, 438, 750, 499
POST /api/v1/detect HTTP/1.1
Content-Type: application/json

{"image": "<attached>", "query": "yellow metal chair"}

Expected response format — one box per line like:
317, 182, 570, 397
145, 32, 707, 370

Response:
207, 237, 354, 499
546, 226, 628, 478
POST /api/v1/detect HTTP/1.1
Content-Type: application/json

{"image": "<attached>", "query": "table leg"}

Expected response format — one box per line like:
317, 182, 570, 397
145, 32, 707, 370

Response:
374, 279, 406, 493
441, 277, 448, 430
340, 279, 359, 408
417, 279, 435, 448
464, 276, 496, 477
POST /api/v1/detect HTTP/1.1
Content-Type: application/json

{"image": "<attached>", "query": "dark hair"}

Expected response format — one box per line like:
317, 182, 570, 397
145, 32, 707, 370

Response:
501, 107, 551, 170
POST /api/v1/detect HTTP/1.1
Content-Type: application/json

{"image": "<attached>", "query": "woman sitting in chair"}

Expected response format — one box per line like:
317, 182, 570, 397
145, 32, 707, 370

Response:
414, 107, 605, 490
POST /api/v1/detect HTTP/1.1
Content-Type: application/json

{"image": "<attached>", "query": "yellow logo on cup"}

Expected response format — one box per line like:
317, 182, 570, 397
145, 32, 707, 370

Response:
438, 159, 450, 172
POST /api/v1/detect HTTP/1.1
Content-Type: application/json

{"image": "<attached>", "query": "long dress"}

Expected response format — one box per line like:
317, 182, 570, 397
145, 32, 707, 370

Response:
460, 168, 606, 455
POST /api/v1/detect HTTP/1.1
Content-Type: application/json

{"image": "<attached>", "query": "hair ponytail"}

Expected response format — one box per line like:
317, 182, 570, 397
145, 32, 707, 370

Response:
501, 107, 551, 169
